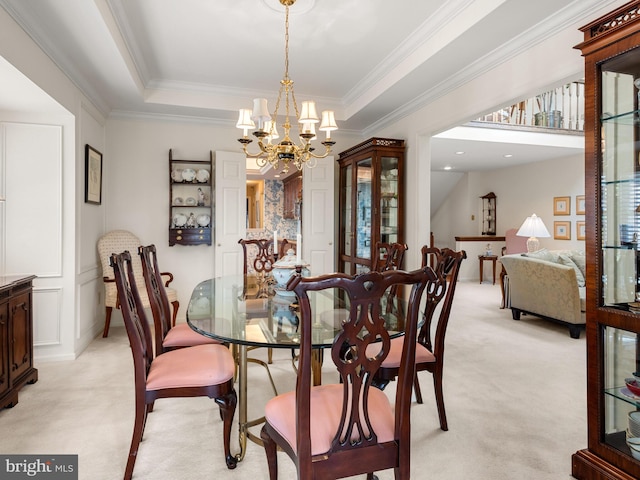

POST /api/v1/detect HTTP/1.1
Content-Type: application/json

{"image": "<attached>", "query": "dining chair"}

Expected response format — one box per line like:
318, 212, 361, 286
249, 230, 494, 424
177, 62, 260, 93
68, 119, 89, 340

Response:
238, 237, 277, 366
371, 241, 408, 273
97, 230, 179, 337
372, 242, 408, 318
260, 266, 436, 479
370, 246, 466, 431
139, 244, 221, 355
110, 251, 237, 479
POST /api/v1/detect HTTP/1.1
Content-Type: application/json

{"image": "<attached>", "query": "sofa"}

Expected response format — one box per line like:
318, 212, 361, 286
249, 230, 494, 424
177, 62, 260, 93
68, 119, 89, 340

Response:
500, 249, 586, 339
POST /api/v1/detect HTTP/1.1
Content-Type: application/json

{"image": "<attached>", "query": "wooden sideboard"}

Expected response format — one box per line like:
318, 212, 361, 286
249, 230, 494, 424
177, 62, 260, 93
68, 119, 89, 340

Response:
0, 275, 38, 409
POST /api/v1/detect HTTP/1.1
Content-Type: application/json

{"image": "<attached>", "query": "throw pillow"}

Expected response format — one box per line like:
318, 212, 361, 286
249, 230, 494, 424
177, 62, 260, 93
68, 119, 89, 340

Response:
569, 251, 586, 280
558, 254, 586, 287
524, 248, 559, 263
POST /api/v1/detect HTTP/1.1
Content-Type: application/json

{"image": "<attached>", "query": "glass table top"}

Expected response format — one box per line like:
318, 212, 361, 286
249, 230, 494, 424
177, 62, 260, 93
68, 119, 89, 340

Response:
186, 274, 405, 348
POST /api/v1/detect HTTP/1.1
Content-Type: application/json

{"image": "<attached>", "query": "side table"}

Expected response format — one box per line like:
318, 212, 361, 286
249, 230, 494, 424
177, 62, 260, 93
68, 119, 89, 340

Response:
478, 254, 498, 284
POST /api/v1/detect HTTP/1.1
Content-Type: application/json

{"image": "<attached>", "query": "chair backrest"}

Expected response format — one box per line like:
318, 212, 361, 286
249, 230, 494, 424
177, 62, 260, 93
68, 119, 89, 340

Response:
503, 228, 528, 255
278, 238, 297, 259
98, 230, 144, 308
238, 238, 276, 275
110, 251, 154, 390
371, 242, 408, 272
419, 247, 466, 354
288, 266, 435, 475
139, 244, 172, 355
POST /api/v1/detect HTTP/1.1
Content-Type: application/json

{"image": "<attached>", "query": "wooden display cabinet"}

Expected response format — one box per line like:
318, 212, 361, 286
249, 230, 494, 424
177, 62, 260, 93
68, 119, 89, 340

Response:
283, 171, 302, 220
169, 149, 213, 246
481, 192, 497, 236
0, 275, 38, 409
573, 2, 640, 478
337, 138, 404, 275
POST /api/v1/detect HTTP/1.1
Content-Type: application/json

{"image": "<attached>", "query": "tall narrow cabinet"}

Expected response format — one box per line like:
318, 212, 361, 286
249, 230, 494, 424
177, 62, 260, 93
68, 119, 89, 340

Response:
573, 2, 640, 479
337, 138, 404, 275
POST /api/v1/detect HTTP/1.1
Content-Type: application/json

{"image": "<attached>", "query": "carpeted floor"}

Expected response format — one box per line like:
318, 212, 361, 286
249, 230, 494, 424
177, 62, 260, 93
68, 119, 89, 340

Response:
0, 281, 586, 479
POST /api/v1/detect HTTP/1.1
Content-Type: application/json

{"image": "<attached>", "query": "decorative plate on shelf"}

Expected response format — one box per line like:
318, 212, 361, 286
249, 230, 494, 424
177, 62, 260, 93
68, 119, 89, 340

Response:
171, 169, 183, 182
196, 169, 210, 183
173, 197, 184, 206
173, 213, 187, 227
185, 197, 197, 206
182, 168, 196, 182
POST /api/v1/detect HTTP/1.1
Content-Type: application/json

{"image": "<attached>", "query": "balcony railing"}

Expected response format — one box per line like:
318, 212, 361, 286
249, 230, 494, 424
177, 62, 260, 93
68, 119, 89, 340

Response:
474, 81, 584, 132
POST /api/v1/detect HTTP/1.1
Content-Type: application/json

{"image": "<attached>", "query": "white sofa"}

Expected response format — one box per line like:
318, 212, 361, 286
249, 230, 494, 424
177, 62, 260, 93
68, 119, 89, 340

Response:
500, 249, 586, 339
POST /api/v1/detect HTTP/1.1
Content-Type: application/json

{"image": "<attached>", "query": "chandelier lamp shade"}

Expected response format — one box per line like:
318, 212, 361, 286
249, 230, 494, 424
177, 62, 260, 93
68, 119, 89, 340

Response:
236, 0, 338, 174
516, 213, 551, 253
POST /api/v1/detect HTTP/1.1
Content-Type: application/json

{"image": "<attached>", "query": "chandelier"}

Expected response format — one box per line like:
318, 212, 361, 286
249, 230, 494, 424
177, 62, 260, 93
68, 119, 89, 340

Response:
236, 0, 338, 174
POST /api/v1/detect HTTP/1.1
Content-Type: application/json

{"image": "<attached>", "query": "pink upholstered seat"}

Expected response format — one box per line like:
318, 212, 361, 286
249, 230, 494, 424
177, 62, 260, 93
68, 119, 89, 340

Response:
260, 267, 435, 480
369, 337, 435, 368
264, 384, 394, 456
147, 344, 235, 390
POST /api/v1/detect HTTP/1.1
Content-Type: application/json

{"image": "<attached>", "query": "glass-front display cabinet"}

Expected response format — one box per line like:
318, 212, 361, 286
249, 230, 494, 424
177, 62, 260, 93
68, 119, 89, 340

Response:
337, 138, 404, 275
573, 2, 640, 478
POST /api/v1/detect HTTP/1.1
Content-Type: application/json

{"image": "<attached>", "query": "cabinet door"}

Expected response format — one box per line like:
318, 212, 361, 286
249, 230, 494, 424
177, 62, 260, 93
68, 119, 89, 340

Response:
355, 157, 373, 273
9, 291, 32, 382
0, 300, 9, 398
378, 155, 400, 244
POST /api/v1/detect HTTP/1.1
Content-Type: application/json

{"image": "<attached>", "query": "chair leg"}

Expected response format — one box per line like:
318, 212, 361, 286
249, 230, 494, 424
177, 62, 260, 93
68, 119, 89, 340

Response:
102, 306, 113, 338
260, 425, 279, 480
432, 370, 448, 431
170, 300, 179, 327
413, 372, 423, 404
268, 347, 273, 364
124, 397, 148, 480
215, 391, 238, 470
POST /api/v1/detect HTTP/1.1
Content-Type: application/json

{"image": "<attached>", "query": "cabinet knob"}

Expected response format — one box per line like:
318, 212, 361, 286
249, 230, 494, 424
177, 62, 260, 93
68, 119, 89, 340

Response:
177, 229, 183, 234
176, 236, 182, 241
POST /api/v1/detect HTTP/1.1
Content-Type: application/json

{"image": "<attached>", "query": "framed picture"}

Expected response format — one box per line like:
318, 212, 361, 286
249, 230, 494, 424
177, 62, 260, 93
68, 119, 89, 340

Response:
85, 144, 103, 205
554, 196, 571, 215
576, 221, 586, 240
554, 221, 571, 240
576, 195, 586, 215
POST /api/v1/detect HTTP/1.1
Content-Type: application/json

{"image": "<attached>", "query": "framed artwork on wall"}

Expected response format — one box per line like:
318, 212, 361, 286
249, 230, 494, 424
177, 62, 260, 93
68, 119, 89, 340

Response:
554, 221, 571, 240
576, 195, 586, 215
577, 221, 586, 240
554, 196, 571, 215
85, 144, 103, 205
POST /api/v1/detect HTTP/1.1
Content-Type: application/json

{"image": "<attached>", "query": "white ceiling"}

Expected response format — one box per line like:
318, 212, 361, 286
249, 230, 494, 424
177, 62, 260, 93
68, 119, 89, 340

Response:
0, 0, 628, 171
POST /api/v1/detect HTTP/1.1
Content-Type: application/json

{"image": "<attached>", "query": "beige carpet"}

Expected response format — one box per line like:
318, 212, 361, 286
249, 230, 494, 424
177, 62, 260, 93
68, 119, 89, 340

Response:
0, 281, 586, 479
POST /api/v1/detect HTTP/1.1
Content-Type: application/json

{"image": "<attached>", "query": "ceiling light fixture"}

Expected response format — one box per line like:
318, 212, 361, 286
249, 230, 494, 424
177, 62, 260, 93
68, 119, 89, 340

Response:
444, 166, 452, 171
236, 0, 338, 174
504, 154, 513, 158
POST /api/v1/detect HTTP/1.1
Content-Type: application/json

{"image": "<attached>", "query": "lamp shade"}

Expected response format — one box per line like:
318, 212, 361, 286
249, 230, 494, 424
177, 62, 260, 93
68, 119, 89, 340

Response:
299, 100, 319, 123
516, 214, 550, 238
251, 98, 272, 129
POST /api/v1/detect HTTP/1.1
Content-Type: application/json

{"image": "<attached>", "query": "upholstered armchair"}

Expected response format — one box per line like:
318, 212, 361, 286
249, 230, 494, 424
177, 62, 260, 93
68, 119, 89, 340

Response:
97, 230, 179, 337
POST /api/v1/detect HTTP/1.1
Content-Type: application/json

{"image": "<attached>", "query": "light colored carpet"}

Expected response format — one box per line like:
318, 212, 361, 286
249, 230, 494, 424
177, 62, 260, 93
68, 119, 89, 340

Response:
0, 281, 586, 479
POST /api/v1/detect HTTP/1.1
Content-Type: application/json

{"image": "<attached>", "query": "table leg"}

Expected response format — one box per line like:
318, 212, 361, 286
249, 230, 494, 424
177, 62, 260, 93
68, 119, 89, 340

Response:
236, 344, 248, 462
312, 349, 324, 386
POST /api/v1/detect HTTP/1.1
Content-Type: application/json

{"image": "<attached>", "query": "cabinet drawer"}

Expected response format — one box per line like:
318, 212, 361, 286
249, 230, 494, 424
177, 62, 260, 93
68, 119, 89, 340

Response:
169, 228, 211, 246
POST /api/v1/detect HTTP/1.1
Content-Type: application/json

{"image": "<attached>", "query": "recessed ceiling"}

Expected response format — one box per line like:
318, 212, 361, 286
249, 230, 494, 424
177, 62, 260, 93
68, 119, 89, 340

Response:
0, 0, 626, 172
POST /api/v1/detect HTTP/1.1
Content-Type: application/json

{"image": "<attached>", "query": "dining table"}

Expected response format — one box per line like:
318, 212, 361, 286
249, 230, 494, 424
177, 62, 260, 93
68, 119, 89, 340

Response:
186, 273, 405, 462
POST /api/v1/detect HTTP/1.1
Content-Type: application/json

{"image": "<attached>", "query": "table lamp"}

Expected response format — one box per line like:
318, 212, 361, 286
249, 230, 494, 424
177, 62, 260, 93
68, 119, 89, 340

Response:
516, 213, 550, 253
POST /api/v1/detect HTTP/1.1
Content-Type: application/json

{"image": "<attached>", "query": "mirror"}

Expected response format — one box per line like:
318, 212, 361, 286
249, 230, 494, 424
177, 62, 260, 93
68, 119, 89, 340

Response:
246, 179, 264, 230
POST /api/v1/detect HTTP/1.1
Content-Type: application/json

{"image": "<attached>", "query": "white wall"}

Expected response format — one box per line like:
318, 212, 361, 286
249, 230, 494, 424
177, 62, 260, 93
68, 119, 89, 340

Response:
0, 8, 107, 361
432, 153, 585, 250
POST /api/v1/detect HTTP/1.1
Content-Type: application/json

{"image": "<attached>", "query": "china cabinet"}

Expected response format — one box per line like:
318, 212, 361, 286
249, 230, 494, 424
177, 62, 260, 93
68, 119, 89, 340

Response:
0, 275, 38, 409
572, 2, 640, 478
481, 192, 496, 236
169, 149, 212, 246
283, 171, 302, 220
337, 137, 404, 275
